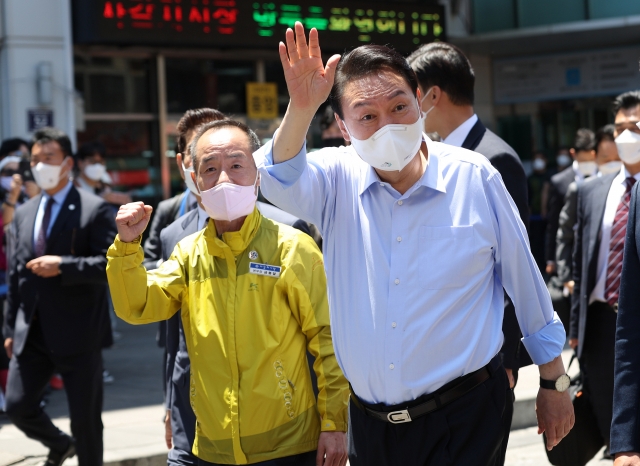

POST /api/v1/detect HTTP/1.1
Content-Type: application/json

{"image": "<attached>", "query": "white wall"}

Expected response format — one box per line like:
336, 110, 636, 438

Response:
0, 0, 76, 147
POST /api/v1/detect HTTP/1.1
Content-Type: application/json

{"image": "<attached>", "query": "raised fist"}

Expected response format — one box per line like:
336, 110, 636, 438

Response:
116, 202, 153, 243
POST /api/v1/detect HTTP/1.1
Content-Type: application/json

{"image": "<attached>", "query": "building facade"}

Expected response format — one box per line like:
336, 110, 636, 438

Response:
445, 0, 640, 171
0, 0, 443, 204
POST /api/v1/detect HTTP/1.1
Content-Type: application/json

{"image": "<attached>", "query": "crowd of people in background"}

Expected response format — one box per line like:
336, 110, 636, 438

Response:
0, 21, 640, 466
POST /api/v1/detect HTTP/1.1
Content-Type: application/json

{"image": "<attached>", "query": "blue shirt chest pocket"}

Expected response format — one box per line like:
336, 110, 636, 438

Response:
420, 225, 478, 290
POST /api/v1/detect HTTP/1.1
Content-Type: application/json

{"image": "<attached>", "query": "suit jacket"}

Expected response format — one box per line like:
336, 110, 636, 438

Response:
3, 186, 117, 357
160, 208, 200, 453
556, 181, 580, 284
571, 173, 617, 357
546, 167, 576, 263
144, 191, 191, 349
611, 181, 640, 455
143, 191, 189, 270
461, 119, 532, 370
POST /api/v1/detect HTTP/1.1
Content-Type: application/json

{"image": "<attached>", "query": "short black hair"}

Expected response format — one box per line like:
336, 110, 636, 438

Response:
573, 128, 596, 153
613, 91, 640, 116
77, 141, 106, 160
190, 119, 260, 174
32, 127, 73, 158
595, 124, 615, 153
407, 42, 475, 107
0, 138, 29, 158
328, 45, 418, 120
319, 106, 336, 131
176, 108, 226, 154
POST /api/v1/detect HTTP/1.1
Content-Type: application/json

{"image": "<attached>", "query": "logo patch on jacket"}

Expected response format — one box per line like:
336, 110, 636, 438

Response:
249, 262, 281, 278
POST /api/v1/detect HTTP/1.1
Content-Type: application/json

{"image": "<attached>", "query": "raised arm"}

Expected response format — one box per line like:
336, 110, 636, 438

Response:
273, 22, 340, 164
107, 202, 186, 324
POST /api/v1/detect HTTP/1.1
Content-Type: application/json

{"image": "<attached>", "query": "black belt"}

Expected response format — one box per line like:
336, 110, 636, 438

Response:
350, 355, 502, 424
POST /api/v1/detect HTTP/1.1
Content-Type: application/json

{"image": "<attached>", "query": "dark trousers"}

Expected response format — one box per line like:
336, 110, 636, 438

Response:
5, 320, 104, 466
498, 386, 516, 466
348, 362, 509, 466
581, 301, 617, 448
169, 360, 197, 466
197, 451, 316, 466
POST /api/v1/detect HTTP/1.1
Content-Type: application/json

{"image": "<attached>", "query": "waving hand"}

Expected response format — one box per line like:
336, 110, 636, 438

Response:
273, 22, 341, 163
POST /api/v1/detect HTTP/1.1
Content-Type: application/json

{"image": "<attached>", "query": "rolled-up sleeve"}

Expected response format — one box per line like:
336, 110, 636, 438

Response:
254, 137, 341, 231
487, 173, 566, 365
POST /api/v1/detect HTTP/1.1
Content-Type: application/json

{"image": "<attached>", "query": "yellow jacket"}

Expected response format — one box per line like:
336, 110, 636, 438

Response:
106, 209, 348, 464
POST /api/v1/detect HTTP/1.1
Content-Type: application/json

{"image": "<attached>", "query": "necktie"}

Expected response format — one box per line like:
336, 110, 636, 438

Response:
604, 177, 637, 306
34, 197, 55, 257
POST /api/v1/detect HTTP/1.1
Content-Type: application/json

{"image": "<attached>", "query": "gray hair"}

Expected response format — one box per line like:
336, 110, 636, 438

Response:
190, 119, 261, 174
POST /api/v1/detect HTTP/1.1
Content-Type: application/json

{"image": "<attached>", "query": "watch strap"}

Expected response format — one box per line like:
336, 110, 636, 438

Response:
539, 377, 557, 390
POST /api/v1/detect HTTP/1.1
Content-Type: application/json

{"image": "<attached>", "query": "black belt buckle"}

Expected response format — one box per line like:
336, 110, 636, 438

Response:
386, 409, 412, 424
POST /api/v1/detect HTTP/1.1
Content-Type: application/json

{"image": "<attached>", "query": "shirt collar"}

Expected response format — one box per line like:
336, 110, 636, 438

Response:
358, 135, 446, 196
43, 181, 73, 205
197, 205, 208, 231
615, 165, 640, 183
442, 114, 478, 148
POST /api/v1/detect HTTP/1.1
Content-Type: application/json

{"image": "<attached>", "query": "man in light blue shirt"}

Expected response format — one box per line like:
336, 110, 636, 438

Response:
254, 23, 574, 466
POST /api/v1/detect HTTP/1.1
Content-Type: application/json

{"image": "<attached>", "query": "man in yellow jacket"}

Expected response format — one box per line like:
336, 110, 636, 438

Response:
106, 119, 349, 466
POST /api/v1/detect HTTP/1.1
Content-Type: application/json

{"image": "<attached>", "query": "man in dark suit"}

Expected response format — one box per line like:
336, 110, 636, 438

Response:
2, 127, 117, 465
161, 207, 204, 465
607, 92, 640, 466
555, 126, 619, 332
408, 42, 531, 464
572, 91, 640, 454
546, 129, 597, 277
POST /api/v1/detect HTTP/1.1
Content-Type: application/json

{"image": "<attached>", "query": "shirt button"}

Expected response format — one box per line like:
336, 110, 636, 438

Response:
398, 200, 403, 205
391, 322, 397, 328
394, 279, 400, 285
380, 183, 385, 187
389, 364, 395, 370
396, 236, 402, 242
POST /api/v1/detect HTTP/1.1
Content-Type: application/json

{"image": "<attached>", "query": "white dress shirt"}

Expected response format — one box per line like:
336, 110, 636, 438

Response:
256, 135, 564, 405
33, 181, 74, 250
590, 167, 640, 304
197, 205, 208, 231
442, 114, 478, 147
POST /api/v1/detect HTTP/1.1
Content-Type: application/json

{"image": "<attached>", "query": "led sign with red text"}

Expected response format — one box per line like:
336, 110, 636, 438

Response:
73, 1, 445, 52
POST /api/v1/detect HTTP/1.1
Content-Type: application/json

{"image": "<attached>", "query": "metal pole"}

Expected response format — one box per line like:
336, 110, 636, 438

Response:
256, 59, 266, 83
156, 53, 170, 200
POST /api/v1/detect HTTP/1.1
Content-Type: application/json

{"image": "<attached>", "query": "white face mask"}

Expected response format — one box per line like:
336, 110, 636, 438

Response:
0, 176, 13, 192
32, 160, 67, 190
597, 160, 623, 175
557, 154, 571, 168
420, 87, 436, 124
83, 163, 106, 181
576, 160, 597, 177
344, 99, 424, 172
183, 162, 199, 196
532, 159, 546, 171
615, 129, 640, 166
198, 172, 259, 222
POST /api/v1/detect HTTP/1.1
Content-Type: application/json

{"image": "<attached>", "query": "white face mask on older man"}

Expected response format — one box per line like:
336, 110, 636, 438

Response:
197, 172, 259, 222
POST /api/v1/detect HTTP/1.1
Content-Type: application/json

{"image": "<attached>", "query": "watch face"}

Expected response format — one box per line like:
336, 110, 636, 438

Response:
555, 374, 571, 392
